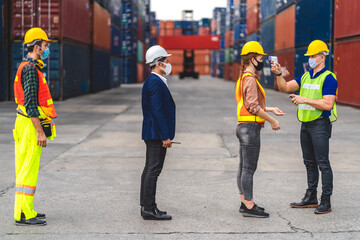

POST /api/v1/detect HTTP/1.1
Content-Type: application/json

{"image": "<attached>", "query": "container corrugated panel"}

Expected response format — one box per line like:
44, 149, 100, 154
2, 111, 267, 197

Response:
94, 2, 111, 50
110, 56, 122, 87
111, 25, 122, 57
137, 62, 144, 83
10, 0, 36, 40
274, 49, 295, 90
246, 4, 260, 35
63, 41, 91, 98
276, 0, 295, 14
233, 62, 241, 81
294, 46, 331, 81
137, 40, 143, 62
0, 0, 3, 42
234, 22, 246, 43
195, 65, 210, 75
171, 64, 182, 75
260, 0, 276, 22
224, 64, 234, 81
260, 17, 275, 53
217, 64, 225, 78
233, 42, 244, 62
275, 4, 295, 51
121, 1, 138, 30
194, 53, 211, 65
0, 43, 6, 100
108, 0, 122, 28
121, 58, 137, 83
334, 0, 360, 39
11, 42, 61, 100
225, 48, 234, 63
199, 18, 211, 28
216, 50, 226, 63
92, 48, 110, 92
246, 32, 260, 42
246, 0, 259, 10
295, 0, 332, 47
234, 1, 247, 22
333, 39, 360, 106
174, 21, 182, 29
260, 53, 275, 89
121, 30, 137, 57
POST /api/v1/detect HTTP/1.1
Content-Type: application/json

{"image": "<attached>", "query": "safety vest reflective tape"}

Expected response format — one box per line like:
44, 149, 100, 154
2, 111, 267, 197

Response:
14, 62, 57, 119
298, 70, 337, 122
15, 184, 36, 196
235, 72, 266, 123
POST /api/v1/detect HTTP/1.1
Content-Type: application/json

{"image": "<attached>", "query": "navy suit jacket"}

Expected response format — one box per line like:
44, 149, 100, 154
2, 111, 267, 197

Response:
142, 73, 176, 141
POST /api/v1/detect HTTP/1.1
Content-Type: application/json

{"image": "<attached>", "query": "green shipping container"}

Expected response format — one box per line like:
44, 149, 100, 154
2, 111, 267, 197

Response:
137, 40, 144, 63
225, 48, 234, 64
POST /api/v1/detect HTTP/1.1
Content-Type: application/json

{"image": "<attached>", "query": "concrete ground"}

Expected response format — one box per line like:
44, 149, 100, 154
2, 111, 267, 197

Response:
0, 76, 359, 240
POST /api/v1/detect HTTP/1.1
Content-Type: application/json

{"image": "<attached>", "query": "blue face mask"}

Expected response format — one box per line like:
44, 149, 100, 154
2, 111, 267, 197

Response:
40, 47, 50, 60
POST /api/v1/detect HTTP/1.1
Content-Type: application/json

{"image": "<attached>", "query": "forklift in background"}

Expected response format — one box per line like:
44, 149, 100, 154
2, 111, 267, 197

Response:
179, 10, 199, 79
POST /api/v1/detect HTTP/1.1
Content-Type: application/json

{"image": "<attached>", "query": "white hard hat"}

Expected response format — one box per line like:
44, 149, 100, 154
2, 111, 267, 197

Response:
145, 45, 171, 66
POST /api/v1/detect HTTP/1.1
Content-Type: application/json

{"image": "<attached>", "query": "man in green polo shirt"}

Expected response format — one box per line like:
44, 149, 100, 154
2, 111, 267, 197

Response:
271, 40, 338, 214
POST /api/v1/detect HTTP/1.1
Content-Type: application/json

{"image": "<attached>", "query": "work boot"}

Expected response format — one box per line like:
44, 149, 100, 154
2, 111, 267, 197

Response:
314, 195, 332, 214
15, 217, 47, 226
21, 213, 46, 220
290, 190, 318, 208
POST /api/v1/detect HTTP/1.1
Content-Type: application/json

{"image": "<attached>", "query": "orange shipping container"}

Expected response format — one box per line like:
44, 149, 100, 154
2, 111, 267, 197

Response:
93, 2, 111, 50
168, 50, 184, 65
137, 63, 145, 83
195, 50, 211, 55
246, 4, 260, 35
246, 0, 259, 10
211, 19, 217, 32
225, 30, 234, 48
274, 49, 295, 90
224, 64, 234, 81
233, 62, 241, 81
199, 27, 210, 36
160, 21, 166, 29
166, 29, 174, 36
275, 4, 295, 51
194, 54, 211, 64
195, 65, 211, 75
159, 29, 166, 36
334, 39, 360, 106
171, 64, 183, 75
174, 29, 182, 36
165, 21, 175, 29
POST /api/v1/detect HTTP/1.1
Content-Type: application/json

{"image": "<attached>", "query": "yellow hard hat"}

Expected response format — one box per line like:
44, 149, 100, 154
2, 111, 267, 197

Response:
241, 41, 267, 55
24, 28, 51, 45
304, 40, 330, 56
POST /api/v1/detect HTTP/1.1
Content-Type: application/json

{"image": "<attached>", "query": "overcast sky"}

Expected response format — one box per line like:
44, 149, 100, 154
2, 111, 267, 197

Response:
150, 0, 227, 21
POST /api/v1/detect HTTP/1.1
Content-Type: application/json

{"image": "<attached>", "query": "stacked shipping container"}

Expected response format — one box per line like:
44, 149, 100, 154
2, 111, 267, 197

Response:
211, 8, 226, 78
0, 0, 6, 100
224, 0, 235, 81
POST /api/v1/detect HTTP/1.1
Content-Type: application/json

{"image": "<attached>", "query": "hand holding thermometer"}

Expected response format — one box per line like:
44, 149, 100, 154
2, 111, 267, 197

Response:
171, 141, 181, 144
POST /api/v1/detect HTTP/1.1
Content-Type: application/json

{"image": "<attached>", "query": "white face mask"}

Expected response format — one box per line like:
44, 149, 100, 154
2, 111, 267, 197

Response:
159, 62, 172, 75
308, 56, 323, 69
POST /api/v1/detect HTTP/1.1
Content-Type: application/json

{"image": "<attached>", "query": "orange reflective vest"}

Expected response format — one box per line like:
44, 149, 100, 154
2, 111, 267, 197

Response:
14, 62, 57, 118
235, 72, 266, 123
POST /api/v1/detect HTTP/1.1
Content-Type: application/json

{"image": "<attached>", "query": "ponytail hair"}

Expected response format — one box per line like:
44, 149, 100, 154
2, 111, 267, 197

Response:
239, 53, 259, 80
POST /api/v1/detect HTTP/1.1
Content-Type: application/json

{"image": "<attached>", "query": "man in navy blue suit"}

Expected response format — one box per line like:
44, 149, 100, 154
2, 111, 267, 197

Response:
140, 45, 176, 220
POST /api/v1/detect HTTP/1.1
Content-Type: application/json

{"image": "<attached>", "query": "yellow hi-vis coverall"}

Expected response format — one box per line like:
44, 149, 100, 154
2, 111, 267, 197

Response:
13, 105, 56, 221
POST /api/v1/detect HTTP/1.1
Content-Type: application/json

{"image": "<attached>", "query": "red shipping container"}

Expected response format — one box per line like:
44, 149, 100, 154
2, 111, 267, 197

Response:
166, 29, 174, 36
198, 27, 210, 36
233, 62, 241, 81
334, 39, 360, 106
225, 30, 234, 48
160, 21, 166, 29
158, 36, 221, 50
195, 50, 211, 55
171, 64, 183, 75
159, 29, 166, 36
274, 49, 295, 90
137, 63, 144, 83
174, 29, 182, 36
224, 64, 234, 81
211, 19, 217, 32
334, 0, 360, 39
151, 25, 158, 38
275, 4, 295, 51
246, 4, 260, 35
165, 21, 174, 29
10, 0, 91, 44
194, 54, 211, 64
195, 65, 210, 75
246, 0, 260, 10
93, 2, 111, 50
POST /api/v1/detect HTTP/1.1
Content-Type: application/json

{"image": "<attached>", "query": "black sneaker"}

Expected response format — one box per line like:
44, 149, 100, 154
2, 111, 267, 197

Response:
243, 205, 269, 218
21, 213, 46, 220
239, 202, 265, 213
15, 217, 47, 226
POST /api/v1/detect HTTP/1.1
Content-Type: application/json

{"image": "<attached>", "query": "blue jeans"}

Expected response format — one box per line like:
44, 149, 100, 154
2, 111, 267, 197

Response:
236, 123, 261, 201
300, 117, 333, 196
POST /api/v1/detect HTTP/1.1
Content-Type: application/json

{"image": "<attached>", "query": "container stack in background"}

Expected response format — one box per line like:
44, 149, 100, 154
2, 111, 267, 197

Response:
210, 8, 226, 78
232, 0, 247, 80
0, 0, 6, 100
333, 0, 360, 106
195, 18, 211, 75
224, 0, 235, 81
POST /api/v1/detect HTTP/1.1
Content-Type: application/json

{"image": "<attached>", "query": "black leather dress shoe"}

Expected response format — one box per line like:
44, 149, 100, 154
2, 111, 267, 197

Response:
15, 217, 47, 226
155, 206, 167, 215
290, 190, 318, 208
142, 208, 172, 220
21, 213, 46, 220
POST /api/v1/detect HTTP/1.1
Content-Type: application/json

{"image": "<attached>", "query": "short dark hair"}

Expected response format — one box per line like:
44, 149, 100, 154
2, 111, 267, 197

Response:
150, 57, 167, 70
27, 40, 43, 53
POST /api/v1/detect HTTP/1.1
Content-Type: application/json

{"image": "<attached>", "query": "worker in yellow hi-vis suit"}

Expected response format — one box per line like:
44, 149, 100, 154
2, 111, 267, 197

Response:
13, 27, 57, 226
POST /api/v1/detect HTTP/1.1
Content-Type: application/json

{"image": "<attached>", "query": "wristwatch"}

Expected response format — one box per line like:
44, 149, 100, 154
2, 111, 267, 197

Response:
276, 71, 282, 76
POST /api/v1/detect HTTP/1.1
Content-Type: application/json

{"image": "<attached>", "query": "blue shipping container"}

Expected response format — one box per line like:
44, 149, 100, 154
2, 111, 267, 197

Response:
11, 42, 61, 99
217, 64, 225, 78
260, 17, 275, 53
121, 58, 137, 84
0, 43, 6, 100
121, 30, 137, 57
63, 41, 91, 98
246, 32, 260, 42
199, 18, 211, 28
111, 25, 122, 57
233, 42, 244, 63
110, 56, 122, 87
109, 0, 122, 28
0, 0, 3, 42
121, 3, 138, 30
294, 46, 331, 80
227, 0, 235, 13
260, 55, 275, 89
234, 1, 247, 22
261, 0, 276, 22
276, 0, 295, 14
92, 48, 110, 92
295, 0, 332, 47
234, 22, 247, 43
220, 39, 225, 49
174, 21, 182, 29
